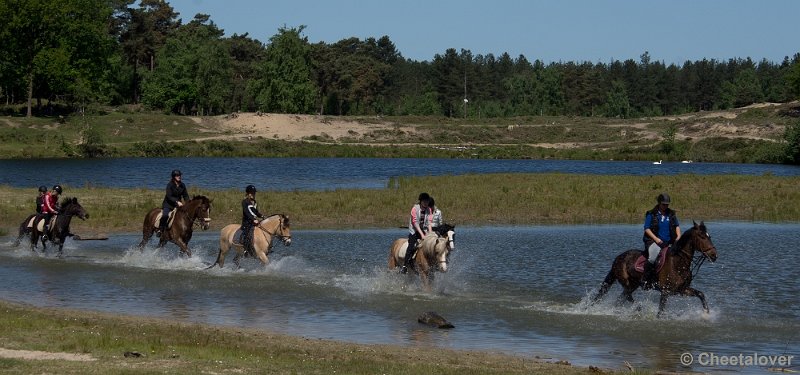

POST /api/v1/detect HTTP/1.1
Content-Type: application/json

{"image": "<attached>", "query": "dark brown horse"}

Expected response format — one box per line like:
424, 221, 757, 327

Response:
592, 221, 718, 317
16, 197, 89, 257
137, 195, 212, 257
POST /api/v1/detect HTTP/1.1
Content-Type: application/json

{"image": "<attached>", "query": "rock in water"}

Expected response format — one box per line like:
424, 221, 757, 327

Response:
418, 311, 454, 329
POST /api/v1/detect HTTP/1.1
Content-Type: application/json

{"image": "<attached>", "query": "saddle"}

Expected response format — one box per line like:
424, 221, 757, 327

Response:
634, 246, 668, 274
152, 210, 178, 230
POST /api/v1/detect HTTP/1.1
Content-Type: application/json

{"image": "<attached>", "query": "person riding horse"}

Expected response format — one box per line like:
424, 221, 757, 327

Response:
35, 185, 47, 214
429, 197, 444, 234
642, 192, 681, 287
401, 192, 433, 274
158, 169, 190, 236
240, 184, 265, 257
40, 185, 63, 241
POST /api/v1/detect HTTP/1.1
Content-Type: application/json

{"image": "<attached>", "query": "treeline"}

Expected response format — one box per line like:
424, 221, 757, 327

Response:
2, 0, 800, 118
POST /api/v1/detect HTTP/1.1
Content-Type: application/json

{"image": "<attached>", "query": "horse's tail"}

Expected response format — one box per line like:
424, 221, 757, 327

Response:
205, 248, 224, 270
591, 269, 617, 304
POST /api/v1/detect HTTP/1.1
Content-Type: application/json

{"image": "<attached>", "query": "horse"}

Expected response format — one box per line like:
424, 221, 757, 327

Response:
388, 223, 455, 290
591, 221, 718, 317
16, 197, 89, 256
137, 195, 212, 257
206, 214, 292, 269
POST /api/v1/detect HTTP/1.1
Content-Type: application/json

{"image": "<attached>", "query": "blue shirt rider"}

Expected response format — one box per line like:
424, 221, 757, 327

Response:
642, 192, 681, 284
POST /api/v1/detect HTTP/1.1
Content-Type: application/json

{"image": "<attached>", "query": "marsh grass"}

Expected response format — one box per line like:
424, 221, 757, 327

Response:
0, 301, 600, 375
1, 173, 798, 234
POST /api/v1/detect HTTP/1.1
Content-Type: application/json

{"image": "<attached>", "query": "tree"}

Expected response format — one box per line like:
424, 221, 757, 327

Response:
1, 0, 115, 116
119, 0, 180, 103
249, 26, 316, 114
605, 80, 631, 118
141, 14, 232, 115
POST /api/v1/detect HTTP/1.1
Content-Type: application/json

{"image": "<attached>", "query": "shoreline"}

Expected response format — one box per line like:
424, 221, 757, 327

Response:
0, 299, 607, 374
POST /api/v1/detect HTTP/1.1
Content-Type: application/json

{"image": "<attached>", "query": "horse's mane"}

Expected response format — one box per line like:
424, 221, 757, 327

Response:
190, 195, 211, 204
263, 213, 289, 226
58, 197, 77, 209
673, 222, 706, 251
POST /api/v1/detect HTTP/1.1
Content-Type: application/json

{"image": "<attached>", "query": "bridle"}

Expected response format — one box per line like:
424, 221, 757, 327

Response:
674, 229, 716, 278
257, 215, 292, 245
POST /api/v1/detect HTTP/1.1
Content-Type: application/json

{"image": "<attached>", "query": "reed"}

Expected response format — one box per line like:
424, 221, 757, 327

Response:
1, 173, 798, 235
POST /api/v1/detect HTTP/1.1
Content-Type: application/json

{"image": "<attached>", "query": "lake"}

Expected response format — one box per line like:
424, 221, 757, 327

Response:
1, 157, 799, 191
1, 222, 797, 374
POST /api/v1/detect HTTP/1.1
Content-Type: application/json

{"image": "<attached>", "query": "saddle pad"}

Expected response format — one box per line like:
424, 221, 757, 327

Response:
634, 247, 668, 273
153, 210, 177, 229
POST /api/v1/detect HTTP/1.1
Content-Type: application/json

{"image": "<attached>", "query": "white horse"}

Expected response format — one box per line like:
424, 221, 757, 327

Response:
388, 224, 455, 290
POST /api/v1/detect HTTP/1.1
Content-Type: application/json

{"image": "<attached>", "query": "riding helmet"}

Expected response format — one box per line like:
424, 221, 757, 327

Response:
52, 185, 63, 194
38, 185, 48, 193
245, 184, 257, 194
657, 193, 671, 205
171, 169, 182, 178
418, 192, 431, 202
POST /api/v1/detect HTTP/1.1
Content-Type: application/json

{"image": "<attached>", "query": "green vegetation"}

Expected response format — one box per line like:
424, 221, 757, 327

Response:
0, 300, 600, 375
2, 173, 798, 235
1, 1, 798, 121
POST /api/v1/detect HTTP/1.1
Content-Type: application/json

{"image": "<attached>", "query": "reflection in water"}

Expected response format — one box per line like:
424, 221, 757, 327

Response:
0, 223, 797, 373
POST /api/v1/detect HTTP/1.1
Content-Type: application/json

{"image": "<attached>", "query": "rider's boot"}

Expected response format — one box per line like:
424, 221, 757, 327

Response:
400, 241, 416, 274
642, 262, 655, 289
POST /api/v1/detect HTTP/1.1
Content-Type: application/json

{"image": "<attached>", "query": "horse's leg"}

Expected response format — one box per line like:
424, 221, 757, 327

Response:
138, 230, 153, 249
592, 270, 616, 303
657, 292, 670, 318
680, 287, 710, 314
255, 249, 269, 267
174, 239, 192, 257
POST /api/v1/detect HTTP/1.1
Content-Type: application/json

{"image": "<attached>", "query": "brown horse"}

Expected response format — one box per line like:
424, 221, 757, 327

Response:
592, 221, 718, 317
388, 224, 455, 290
206, 214, 292, 269
17, 197, 89, 256
137, 195, 212, 257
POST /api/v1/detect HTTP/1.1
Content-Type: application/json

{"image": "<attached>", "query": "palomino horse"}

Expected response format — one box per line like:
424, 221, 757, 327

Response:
592, 221, 718, 317
388, 223, 455, 290
137, 195, 212, 257
206, 214, 292, 269
15, 197, 89, 256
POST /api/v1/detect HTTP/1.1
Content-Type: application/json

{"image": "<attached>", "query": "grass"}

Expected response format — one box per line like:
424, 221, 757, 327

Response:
0, 300, 607, 374
0, 103, 795, 162
2, 173, 798, 235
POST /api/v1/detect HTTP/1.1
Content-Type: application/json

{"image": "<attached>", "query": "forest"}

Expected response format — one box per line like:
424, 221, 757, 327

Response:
1, 0, 800, 120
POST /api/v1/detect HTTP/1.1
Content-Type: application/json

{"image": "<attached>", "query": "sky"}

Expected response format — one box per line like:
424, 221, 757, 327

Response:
167, 0, 800, 65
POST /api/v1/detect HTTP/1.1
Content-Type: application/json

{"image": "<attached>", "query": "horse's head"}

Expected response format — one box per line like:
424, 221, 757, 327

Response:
438, 223, 455, 253
259, 214, 292, 246
687, 220, 717, 262
188, 195, 212, 230
60, 197, 88, 220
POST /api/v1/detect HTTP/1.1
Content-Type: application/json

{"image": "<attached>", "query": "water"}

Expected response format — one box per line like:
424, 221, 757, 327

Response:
1, 222, 797, 373
1, 157, 799, 191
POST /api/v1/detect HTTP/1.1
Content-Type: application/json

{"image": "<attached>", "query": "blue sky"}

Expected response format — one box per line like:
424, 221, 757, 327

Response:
168, 0, 799, 65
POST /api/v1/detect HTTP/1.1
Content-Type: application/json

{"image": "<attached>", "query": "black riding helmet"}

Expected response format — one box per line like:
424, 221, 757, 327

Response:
38, 185, 48, 193
171, 169, 182, 178
246, 185, 257, 194
657, 193, 671, 205
52, 185, 63, 194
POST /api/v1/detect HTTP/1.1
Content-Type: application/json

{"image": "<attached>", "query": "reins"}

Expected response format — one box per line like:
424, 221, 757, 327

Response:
673, 231, 711, 279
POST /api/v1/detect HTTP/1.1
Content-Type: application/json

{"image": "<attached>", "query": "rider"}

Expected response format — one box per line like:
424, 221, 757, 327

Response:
240, 184, 264, 257
430, 197, 444, 235
158, 169, 189, 236
401, 192, 433, 274
40, 185, 62, 240
642, 192, 681, 285
35, 185, 48, 214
